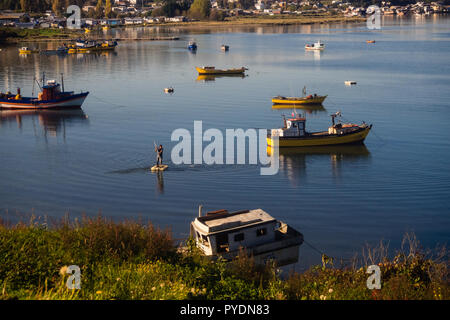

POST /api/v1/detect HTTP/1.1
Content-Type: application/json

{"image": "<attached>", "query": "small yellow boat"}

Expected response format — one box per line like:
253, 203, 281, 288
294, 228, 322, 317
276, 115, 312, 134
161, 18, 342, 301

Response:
366, 40, 376, 43
196, 66, 247, 75
85, 28, 91, 33
102, 26, 110, 31
18, 47, 38, 54
272, 94, 327, 105
267, 112, 372, 148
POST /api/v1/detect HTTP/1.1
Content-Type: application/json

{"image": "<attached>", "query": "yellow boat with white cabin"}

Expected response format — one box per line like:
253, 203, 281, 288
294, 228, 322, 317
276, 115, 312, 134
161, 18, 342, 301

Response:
267, 112, 372, 148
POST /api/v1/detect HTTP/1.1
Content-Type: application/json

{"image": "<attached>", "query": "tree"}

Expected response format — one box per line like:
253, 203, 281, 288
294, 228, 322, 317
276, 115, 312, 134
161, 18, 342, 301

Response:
209, 9, 225, 21
95, 0, 103, 19
105, 0, 112, 18
19, 0, 28, 12
188, 0, 211, 20
52, 0, 60, 16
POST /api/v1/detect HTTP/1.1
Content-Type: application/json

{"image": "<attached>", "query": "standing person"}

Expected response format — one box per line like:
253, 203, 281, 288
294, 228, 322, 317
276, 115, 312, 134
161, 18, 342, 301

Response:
155, 144, 163, 167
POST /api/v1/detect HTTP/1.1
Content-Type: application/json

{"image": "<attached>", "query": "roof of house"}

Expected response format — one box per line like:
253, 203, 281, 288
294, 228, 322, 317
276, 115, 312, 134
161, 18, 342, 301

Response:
195, 209, 276, 234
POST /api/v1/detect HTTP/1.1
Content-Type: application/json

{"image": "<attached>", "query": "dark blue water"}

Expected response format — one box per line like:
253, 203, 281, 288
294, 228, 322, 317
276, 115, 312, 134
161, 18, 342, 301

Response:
1, 15, 449, 268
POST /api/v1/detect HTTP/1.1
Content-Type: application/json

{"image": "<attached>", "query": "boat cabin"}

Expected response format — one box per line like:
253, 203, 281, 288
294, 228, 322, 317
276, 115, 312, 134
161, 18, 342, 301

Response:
271, 114, 306, 138
190, 207, 303, 266
191, 209, 279, 256
38, 80, 61, 101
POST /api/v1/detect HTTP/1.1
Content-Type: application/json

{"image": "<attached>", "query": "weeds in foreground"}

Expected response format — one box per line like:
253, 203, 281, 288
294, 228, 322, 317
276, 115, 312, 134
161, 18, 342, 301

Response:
0, 217, 448, 300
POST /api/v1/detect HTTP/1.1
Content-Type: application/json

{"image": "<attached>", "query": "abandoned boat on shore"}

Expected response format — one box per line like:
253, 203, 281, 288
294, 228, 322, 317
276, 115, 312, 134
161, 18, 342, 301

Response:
196, 66, 247, 75
190, 207, 303, 266
0, 77, 89, 109
267, 112, 372, 148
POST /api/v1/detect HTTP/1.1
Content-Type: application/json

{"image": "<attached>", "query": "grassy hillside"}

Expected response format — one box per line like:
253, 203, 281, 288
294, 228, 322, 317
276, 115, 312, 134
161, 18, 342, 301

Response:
0, 216, 448, 300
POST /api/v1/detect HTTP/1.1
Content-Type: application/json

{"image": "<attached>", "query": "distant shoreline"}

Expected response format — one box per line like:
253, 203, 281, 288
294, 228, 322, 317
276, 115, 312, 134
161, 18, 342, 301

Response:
0, 15, 365, 43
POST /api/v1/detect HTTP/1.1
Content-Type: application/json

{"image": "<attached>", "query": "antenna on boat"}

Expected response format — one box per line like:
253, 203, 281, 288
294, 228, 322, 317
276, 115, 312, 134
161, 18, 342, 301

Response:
61, 73, 65, 92
42, 72, 45, 87
32, 76, 35, 96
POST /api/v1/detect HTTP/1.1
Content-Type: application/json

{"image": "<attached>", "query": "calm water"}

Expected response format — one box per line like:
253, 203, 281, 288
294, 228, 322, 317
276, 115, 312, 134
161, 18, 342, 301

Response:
1, 15, 449, 269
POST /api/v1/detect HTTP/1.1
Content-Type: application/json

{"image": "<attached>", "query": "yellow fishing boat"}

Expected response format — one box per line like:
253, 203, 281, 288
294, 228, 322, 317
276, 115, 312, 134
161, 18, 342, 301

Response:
267, 112, 372, 148
272, 95, 327, 105
18, 47, 38, 54
102, 26, 110, 31
196, 66, 247, 75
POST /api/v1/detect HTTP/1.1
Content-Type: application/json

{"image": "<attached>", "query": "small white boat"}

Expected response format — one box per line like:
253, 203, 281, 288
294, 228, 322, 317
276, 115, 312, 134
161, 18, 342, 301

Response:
305, 40, 325, 51
164, 87, 174, 93
345, 81, 357, 85
190, 206, 303, 266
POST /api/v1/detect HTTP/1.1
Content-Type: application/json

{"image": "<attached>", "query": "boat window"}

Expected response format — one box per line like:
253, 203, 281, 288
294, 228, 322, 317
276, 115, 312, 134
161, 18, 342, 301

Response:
216, 233, 229, 253
201, 234, 210, 247
234, 233, 244, 242
292, 122, 297, 128
256, 228, 267, 237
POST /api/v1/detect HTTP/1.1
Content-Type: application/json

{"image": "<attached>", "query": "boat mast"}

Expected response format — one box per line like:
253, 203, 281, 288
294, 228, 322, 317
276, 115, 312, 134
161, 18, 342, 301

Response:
61, 73, 65, 92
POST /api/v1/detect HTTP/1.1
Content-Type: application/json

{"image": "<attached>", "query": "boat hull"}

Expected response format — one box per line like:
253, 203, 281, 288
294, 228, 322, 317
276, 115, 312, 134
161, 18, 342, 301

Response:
0, 92, 89, 109
267, 125, 372, 147
272, 95, 327, 105
196, 67, 246, 75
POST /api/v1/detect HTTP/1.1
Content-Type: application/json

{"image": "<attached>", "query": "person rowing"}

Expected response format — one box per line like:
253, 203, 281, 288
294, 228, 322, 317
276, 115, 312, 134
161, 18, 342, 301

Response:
154, 143, 163, 167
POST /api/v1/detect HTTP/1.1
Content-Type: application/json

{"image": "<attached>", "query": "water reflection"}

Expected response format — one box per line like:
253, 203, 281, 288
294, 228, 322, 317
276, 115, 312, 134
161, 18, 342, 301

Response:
196, 74, 247, 82
0, 109, 89, 137
305, 50, 322, 61
155, 171, 165, 194
272, 103, 327, 114
267, 144, 371, 187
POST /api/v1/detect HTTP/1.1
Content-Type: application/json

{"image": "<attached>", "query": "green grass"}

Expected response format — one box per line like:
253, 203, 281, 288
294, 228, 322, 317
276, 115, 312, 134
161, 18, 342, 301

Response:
0, 216, 448, 300
0, 27, 81, 42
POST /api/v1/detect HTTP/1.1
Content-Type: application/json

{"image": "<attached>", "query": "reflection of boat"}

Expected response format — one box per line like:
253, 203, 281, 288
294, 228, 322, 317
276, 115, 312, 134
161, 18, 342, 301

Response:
0, 76, 89, 109
0, 109, 88, 135
196, 74, 246, 82
268, 144, 370, 186
267, 144, 370, 157
196, 66, 247, 75
190, 206, 303, 267
272, 103, 326, 114
305, 40, 325, 51
267, 112, 372, 147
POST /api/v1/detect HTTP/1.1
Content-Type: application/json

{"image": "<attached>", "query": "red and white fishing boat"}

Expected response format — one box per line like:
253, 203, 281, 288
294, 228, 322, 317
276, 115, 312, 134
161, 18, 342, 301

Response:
0, 77, 88, 110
